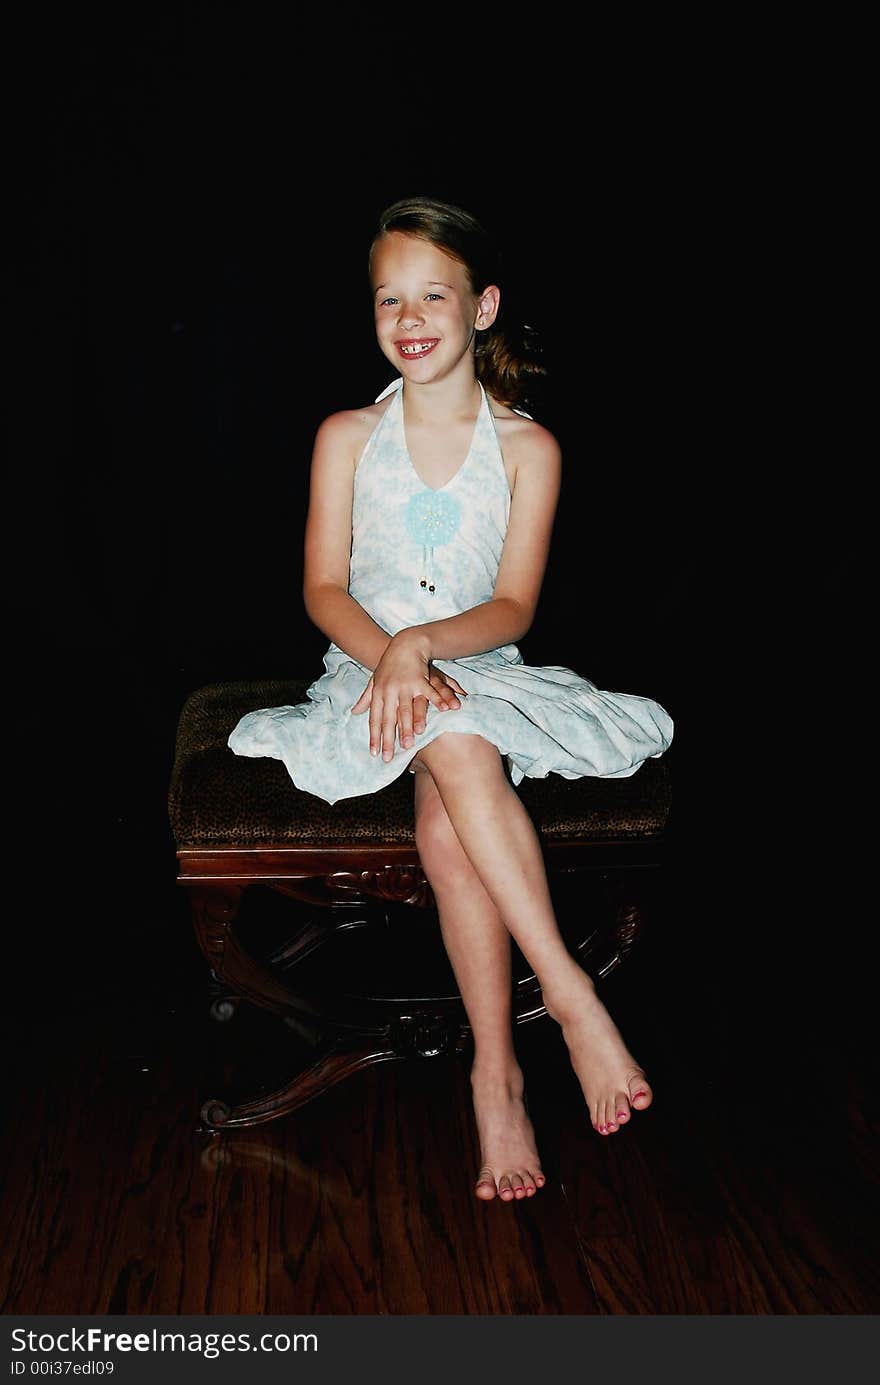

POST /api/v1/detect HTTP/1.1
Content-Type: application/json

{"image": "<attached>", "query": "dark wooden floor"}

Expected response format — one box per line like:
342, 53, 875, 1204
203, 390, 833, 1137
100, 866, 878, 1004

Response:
2, 852, 877, 1315
3, 652, 874, 1314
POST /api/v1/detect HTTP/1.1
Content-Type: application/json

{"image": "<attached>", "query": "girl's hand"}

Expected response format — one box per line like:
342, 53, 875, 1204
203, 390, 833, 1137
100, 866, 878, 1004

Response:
350, 634, 468, 761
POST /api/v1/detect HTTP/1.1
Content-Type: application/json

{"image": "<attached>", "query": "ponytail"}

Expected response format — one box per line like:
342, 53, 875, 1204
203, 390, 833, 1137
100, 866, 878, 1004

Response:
475, 312, 547, 417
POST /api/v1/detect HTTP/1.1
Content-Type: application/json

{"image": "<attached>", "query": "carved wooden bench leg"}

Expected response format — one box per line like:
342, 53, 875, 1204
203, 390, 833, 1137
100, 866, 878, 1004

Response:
198, 889, 381, 1027
189, 882, 479, 1130
599, 868, 656, 976
198, 1010, 472, 1133
188, 882, 353, 1037
198, 1042, 404, 1132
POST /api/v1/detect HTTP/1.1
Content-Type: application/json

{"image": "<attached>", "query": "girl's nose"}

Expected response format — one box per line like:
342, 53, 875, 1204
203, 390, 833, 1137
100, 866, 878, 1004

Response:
398, 303, 424, 329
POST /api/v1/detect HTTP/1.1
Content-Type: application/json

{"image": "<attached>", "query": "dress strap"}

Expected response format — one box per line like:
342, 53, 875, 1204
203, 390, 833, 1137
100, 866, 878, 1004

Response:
375, 374, 533, 419
374, 377, 404, 402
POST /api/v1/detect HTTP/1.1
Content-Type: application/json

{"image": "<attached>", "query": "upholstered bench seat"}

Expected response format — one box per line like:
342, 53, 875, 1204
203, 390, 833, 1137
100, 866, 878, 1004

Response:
169, 679, 672, 1133
170, 679, 673, 848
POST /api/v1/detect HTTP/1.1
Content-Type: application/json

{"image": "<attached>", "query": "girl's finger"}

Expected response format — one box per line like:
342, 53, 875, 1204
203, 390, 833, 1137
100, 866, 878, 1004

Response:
413, 694, 429, 734
351, 677, 373, 714
369, 694, 384, 757
428, 662, 466, 696
428, 676, 460, 709
425, 682, 459, 712
381, 704, 398, 761
398, 702, 415, 751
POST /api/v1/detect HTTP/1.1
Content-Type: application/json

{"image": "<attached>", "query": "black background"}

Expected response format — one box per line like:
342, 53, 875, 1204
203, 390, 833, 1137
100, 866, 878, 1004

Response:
7, 10, 855, 1081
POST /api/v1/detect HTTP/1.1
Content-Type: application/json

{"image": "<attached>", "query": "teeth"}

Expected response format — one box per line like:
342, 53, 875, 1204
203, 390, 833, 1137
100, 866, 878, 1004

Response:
400, 342, 436, 354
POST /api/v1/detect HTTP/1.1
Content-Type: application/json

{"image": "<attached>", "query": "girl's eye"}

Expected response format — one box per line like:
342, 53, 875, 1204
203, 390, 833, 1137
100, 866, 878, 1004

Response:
378, 294, 443, 307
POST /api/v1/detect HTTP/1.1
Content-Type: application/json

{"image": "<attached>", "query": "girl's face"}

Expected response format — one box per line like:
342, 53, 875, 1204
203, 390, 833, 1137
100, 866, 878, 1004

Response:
370, 231, 497, 383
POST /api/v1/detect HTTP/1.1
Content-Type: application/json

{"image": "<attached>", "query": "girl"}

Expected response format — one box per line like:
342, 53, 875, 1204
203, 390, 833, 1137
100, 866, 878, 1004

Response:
229, 196, 674, 1204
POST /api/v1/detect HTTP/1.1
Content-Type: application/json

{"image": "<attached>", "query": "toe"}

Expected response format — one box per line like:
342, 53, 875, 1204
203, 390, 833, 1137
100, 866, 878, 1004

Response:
615, 1092, 631, 1124
509, 1172, 526, 1199
475, 1167, 497, 1200
498, 1174, 515, 1202
628, 1073, 653, 1110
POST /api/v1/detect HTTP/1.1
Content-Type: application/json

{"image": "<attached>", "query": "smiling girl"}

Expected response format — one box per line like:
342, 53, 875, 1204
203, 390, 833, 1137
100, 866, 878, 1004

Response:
229, 196, 674, 1203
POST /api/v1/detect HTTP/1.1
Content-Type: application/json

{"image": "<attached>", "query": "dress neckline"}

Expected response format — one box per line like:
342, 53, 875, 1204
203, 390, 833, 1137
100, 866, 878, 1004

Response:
398, 380, 486, 493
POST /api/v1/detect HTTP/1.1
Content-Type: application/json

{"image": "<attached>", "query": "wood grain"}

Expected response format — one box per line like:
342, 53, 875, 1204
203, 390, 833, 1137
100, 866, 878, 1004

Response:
1, 932, 877, 1315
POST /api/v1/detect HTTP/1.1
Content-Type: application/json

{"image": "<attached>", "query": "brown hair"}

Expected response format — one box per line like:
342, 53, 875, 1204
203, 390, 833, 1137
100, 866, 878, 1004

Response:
369, 195, 547, 415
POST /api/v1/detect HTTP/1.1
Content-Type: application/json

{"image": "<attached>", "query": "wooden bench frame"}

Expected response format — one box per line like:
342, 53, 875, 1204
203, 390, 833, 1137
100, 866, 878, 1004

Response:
178, 835, 665, 1134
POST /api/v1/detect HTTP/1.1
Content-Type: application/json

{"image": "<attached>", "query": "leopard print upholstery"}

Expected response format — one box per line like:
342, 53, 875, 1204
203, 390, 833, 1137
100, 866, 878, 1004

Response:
168, 680, 673, 849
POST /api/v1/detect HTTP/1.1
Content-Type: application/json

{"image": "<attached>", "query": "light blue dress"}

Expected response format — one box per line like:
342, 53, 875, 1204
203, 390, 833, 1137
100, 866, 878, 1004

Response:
228, 377, 674, 804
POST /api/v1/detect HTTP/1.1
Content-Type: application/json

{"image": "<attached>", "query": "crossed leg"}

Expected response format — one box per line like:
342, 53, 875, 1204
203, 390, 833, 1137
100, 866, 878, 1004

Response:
411, 733, 653, 1186
413, 759, 545, 1201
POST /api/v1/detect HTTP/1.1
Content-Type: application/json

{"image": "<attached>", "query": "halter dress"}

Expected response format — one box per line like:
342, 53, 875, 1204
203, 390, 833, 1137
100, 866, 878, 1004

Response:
228, 377, 674, 804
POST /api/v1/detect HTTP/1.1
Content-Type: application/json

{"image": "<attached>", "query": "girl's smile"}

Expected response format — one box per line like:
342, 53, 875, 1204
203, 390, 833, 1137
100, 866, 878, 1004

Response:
396, 338, 440, 359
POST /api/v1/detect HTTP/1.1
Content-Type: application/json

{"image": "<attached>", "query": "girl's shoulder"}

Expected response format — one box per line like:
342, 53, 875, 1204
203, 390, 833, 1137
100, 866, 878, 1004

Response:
486, 391, 561, 471
316, 396, 395, 436
312, 396, 396, 472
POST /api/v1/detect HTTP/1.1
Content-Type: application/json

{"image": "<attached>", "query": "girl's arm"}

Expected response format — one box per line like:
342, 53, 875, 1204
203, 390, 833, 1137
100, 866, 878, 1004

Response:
302, 413, 393, 671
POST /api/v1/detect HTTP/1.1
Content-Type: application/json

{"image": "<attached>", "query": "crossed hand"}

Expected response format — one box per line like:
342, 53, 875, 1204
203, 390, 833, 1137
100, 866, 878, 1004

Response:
350, 630, 468, 762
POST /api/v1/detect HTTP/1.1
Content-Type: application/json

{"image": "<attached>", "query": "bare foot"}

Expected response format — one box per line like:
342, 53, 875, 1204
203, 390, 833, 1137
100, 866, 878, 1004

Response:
544, 966, 653, 1135
470, 1063, 546, 1202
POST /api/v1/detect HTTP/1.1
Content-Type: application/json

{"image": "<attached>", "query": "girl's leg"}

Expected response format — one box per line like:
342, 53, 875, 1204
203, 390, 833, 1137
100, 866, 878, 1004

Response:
412, 734, 653, 1137
413, 764, 546, 1202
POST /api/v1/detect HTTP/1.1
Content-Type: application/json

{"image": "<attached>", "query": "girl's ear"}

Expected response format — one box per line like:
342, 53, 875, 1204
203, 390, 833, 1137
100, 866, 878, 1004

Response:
476, 285, 501, 329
